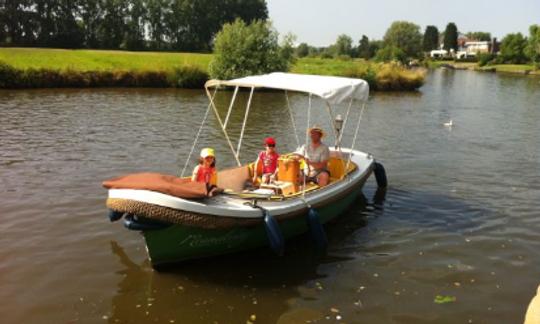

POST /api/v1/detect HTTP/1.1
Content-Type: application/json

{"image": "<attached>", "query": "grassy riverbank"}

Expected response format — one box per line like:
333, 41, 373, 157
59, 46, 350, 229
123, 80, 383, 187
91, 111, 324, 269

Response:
0, 48, 212, 88
292, 57, 425, 91
428, 59, 540, 75
0, 47, 425, 90
0, 47, 212, 71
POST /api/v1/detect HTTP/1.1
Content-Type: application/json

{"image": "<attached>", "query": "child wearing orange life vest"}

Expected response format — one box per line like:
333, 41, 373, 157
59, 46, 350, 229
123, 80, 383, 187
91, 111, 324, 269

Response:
252, 137, 280, 184
191, 148, 217, 186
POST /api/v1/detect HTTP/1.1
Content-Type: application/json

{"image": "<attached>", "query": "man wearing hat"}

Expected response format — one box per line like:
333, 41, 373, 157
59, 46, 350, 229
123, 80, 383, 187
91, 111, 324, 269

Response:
293, 125, 330, 186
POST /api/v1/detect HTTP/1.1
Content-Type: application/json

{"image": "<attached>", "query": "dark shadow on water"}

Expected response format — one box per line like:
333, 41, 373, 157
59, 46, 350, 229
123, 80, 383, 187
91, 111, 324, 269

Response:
108, 238, 331, 323
106, 191, 377, 323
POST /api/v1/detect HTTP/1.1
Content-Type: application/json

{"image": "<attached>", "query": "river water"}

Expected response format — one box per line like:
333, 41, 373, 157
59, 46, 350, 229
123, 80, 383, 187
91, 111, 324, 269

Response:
1, 70, 539, 323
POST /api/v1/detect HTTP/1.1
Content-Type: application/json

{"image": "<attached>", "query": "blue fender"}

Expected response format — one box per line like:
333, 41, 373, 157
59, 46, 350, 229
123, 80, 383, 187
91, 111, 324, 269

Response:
307, 208, 328, 250
108, 209, 125, 222
373, 162, 388, 189
263, 211, 285, 256
123, 215, 172, 231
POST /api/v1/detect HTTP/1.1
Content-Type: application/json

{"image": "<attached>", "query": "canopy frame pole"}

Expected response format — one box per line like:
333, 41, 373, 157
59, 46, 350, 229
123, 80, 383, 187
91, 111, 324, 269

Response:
285, 90, 300, 147
205, 86, 242, 166
236, 86, 255, 159
338, 89, 355, 147
324, 101, 338, 147
302, 93, 313, 198
223, 86, 239, 130
346, 102, 367, 171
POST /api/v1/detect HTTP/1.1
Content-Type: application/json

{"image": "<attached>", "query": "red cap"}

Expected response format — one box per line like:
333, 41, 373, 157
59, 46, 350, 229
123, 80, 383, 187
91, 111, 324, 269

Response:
264, 137, 276, 145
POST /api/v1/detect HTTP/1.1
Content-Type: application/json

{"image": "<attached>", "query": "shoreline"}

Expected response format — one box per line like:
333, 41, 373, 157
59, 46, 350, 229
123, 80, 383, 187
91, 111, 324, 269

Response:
429, 60, 540, 76
0, 47, 424, 91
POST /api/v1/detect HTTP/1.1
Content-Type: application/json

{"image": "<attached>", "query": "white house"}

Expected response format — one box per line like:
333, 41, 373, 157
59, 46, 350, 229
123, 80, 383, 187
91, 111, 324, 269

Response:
456, 41, 491, 59
430, 49, 449, 59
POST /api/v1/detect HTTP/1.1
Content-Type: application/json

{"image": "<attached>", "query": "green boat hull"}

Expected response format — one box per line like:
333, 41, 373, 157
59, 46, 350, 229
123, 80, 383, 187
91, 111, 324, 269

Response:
142, 178, 369, 267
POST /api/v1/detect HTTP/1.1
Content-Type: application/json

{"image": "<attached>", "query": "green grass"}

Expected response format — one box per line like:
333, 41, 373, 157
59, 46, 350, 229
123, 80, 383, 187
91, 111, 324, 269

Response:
293, 57, 426, 91
0, 47, 212, 72
425, 60, 476, 69
292, 57, 367, 75
0, 47, 427, 90
486, 64, 536, 74
426, 58, 539, 75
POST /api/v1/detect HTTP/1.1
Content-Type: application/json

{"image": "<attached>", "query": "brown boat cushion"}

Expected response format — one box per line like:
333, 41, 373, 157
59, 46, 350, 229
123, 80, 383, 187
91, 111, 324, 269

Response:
217, 165, 250, 192
103, 173, 208, 199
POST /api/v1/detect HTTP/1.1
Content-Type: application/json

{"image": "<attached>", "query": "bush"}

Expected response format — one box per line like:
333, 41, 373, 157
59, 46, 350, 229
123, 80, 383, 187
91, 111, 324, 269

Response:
336, 54, 352, 61
168, 65, 209, 88
0, 61, 20, 88
374, 62, 425, 91
477, 53, 496, 67
374, 46, 407, 63
0, 64, 184, 88
209, 19, 294, 79
296, 43, 309, 58
342, 61, 424, 91
320, 51, 333, 59
499, 33, 528, 64
343, 64, 377, 89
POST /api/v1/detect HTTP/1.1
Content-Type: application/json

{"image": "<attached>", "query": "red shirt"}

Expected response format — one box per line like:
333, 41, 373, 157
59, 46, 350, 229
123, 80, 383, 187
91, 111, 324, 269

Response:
259, 151, 279, 174
195, 165, 216, 184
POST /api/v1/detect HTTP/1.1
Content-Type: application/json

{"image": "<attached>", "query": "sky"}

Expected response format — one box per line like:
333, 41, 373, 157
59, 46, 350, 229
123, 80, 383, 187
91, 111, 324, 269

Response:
266, 0, 540, 46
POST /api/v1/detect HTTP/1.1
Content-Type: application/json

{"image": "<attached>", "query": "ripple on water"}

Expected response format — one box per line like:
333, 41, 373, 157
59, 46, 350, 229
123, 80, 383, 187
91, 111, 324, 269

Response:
1, 73, 540, 323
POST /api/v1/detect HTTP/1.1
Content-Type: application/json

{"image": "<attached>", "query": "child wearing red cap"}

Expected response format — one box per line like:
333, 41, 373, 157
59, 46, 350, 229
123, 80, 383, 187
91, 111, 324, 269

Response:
253, 137, 280, 184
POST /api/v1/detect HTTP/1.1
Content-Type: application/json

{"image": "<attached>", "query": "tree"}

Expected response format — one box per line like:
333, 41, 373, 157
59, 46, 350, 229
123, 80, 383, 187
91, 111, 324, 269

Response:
0, 0, 37, 45
334, 34, 353, 57
499, 32, 528, 64
209, 19, 293, 79
423, 25, 439, 51
123, 0, 146, 50
356, 35, 371, 59
296, 42, 309, 58
374, 45, 407, 63
443, 22, 458, 51
79, 0, 103, 48
280, 32, 297, 66
146, 0, 168, 50
466, 31, 491, 41
99, 0, 127, 49
382, 21, 422, 58
166, 0, 268, 52
369, 40, 383, 58
0, 0, 269, 51
54, 0, 84, 48
525, 24, 540, 63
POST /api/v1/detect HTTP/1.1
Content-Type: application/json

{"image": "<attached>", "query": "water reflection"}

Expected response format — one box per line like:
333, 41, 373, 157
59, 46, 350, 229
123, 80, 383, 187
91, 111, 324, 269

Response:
107, 190, 380, 323
108, 241, 326, 323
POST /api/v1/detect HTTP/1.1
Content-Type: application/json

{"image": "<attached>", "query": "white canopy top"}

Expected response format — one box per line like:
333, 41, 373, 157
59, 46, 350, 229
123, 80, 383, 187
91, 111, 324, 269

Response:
205, 72, 369, 104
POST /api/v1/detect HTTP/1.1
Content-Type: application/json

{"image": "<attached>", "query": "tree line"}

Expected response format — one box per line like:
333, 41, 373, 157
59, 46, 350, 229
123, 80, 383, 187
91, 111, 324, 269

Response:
0, 0, 268, 52
295, 21, 540, 67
